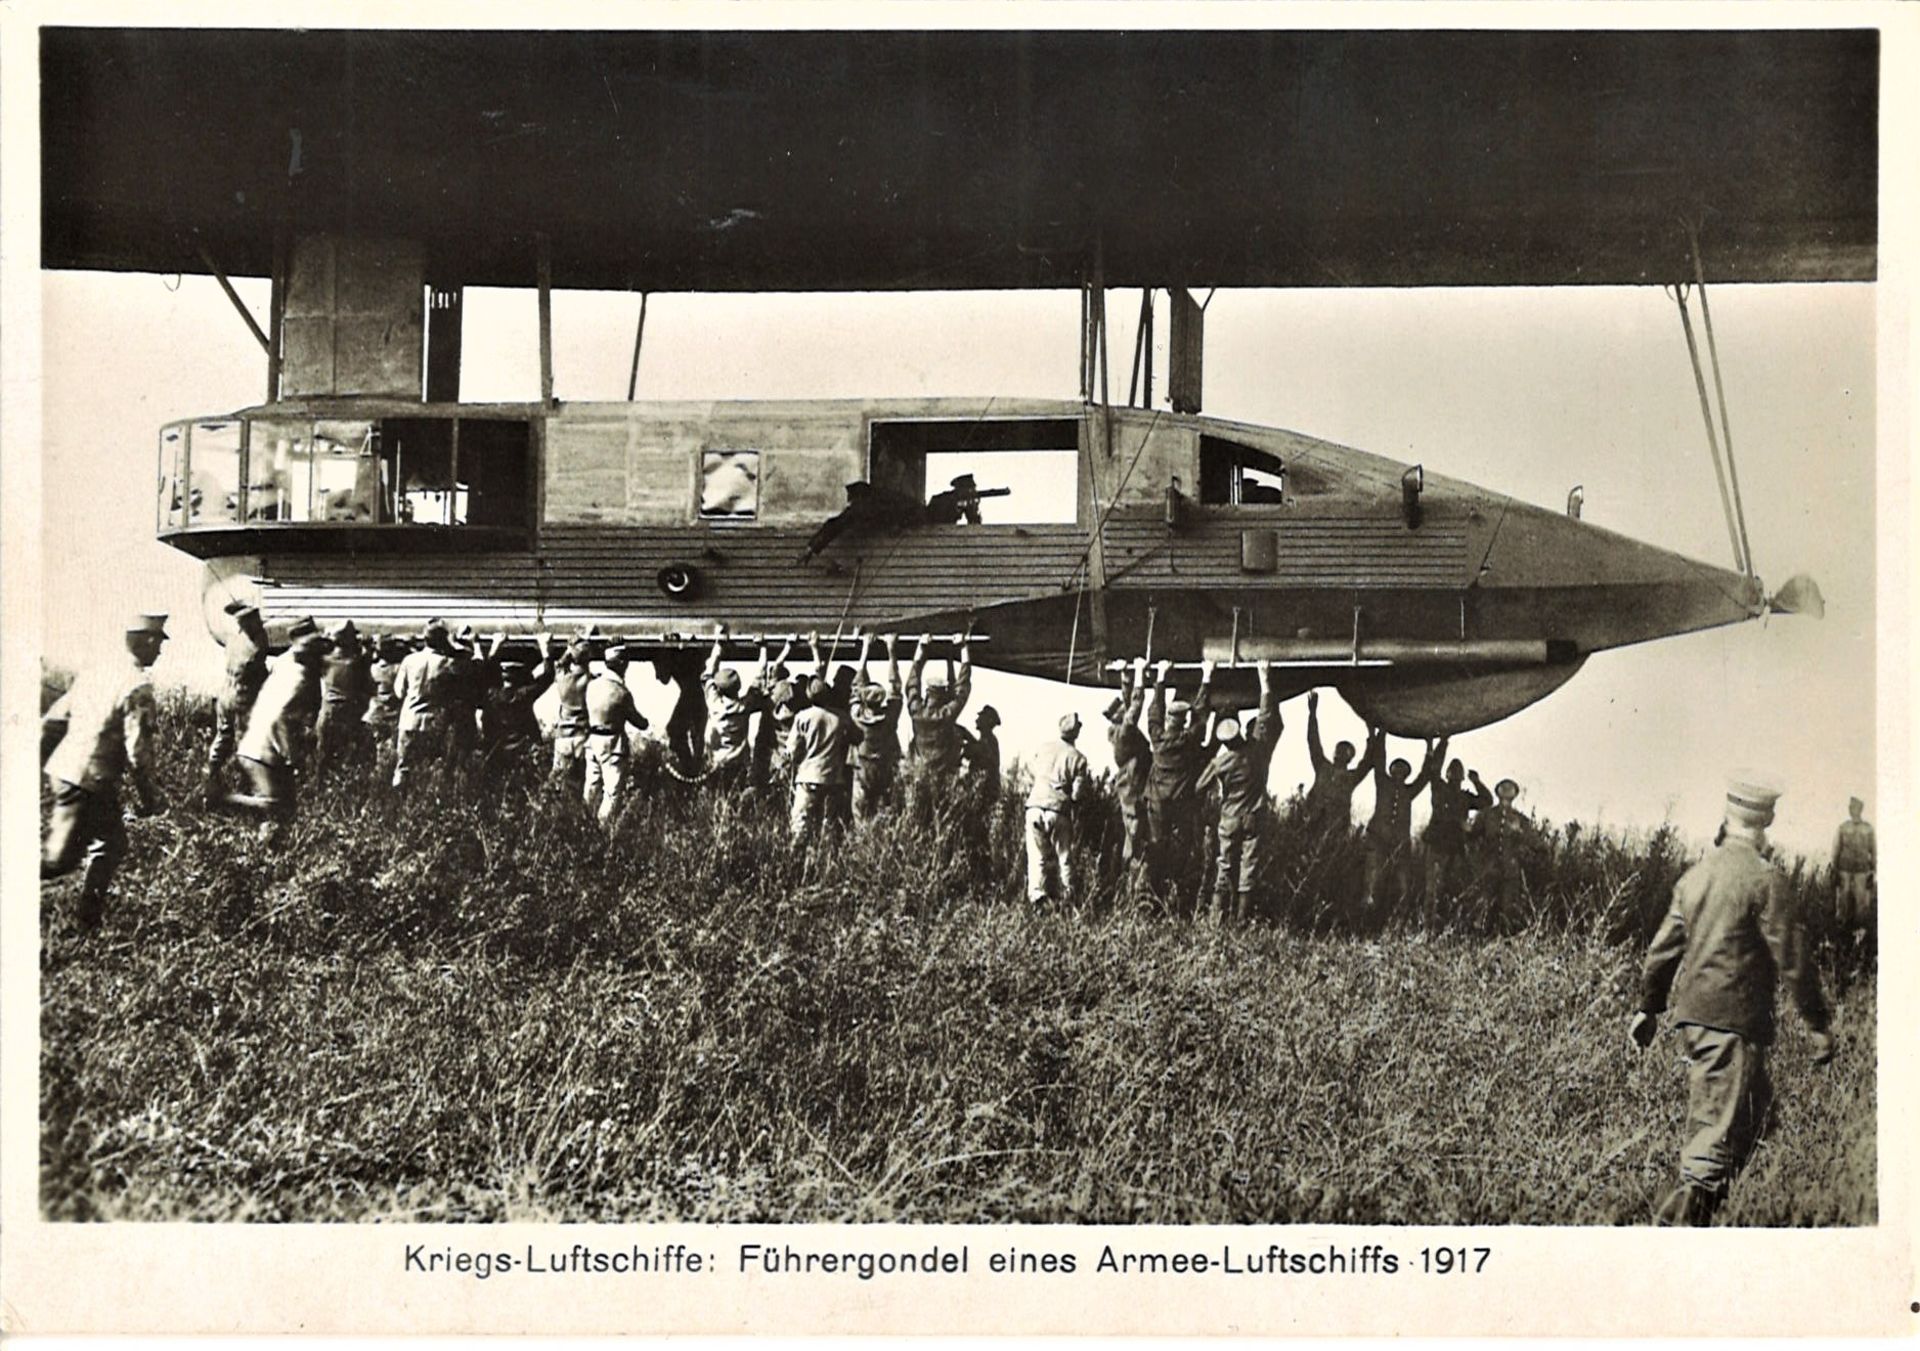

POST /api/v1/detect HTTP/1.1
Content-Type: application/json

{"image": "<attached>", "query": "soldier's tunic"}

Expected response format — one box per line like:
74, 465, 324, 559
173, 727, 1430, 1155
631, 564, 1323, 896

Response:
1195, 687, 1282, 913
1832, 818, 1875, 928
549, 665, 592, 780
966, 727, 1001, 802
1424, 775, 1493, 908
583, 671, 644, 825
1108, 694, 1152, 864
704, 676, 766, 784
850, 688, 904, 818
906, 660, 972, 780
208, 627, 267, 773
787, 702, 851, 839
1303, 721, 1368, 832
479, 662, 554, 773
1024, 737, 1090, 903
392, 646, 460, 785
1639, 836, 1831, 1200
362, 656, 402, 754
1365, 759, 1433, 910
43, 652, 156, 919
1476, 802, 1536, 919
315, 644, 372, 765
1144, 689, 1210, 894
236, 652, 322, 813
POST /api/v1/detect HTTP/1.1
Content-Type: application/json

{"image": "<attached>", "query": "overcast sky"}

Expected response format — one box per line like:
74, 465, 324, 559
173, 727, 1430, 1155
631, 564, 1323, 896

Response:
41, 273, 1874, 853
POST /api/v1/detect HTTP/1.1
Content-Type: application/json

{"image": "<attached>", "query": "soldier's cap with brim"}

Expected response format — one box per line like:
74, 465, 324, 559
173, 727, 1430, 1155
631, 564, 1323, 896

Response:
1057, 712, 1082, 737
976, 705, 1001, 727
1726, 772, 1782, 826
1214, 716, 1243, 743
1102, 695, 1126, 722
127, 613, 170, 638
950, 474, 977, 489
1848, 795, 1865, 812
288, 633, 335, 660
714, 668, 743, 696
1495, 778, 1521, 799
378, 636, 410, 657
327, 619, 359, 642
1166, 698, 1192, 715
222, 597, 259, 618
498, 659, 534, 681
421, 618, 450, 640
861, 683, 890, 710
286, 615, 320, 640
602, 644, 630, 666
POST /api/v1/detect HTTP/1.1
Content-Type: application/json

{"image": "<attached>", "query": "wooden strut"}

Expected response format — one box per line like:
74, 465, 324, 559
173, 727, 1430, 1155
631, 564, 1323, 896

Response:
536, 234, 555, 406
626, 291, 649, 401
194, 240, 270, 354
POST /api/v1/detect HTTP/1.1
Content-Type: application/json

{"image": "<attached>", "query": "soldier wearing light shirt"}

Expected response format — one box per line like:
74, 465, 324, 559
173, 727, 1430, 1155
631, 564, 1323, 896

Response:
42, 613, 167, 930
392, 618, 461, 787
1024, 712, 1091, 904
583, 645, 649, 827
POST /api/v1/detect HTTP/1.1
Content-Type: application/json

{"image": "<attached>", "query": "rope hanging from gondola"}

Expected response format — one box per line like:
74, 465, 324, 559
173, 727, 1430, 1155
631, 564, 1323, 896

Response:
1666, 219, 1756, 580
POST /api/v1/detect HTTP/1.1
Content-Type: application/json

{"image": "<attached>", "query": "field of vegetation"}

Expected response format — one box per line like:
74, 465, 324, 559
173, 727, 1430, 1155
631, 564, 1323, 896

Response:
39, 691, 1874, 1224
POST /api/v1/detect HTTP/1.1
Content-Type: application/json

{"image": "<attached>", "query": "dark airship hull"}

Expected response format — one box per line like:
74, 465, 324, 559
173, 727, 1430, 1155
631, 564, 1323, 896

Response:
163, 396, 1762, 735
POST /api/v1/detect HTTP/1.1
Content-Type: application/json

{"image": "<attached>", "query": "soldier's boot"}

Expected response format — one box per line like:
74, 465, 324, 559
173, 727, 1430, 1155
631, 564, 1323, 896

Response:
1655, 1183, 1722, 1227
1233, 890, 1252, 926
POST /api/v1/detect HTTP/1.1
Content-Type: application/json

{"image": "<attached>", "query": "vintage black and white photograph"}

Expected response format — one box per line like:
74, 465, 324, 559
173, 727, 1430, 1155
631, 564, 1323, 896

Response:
4, 9, 1909, 1336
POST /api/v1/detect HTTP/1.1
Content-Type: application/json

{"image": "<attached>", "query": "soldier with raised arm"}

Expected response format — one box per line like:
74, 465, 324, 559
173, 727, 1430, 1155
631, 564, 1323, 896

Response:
1422, 739, 1494, 920
1143, 657, 1214, 910
1193, 659, 1282, 925
963, 704, 1002, 802
478, 632, 556, 778
787, 672, 851, 843
906, 633, 973, 801
548, 636, 595, 790
1474, 776, 1543, 926
1105, 656, 1154, 892
1364, 733, 1438, 913
1025, 712, 1091, 904
583, 645, 649, 827
204, 599, 268, 805
750, 639, 796, 794
42, 614, 168, 931
361, 635, 408, 781
313, 619, 373, 772
1631, 776, 1833, 1226
849, 632, 905, 820
703, 630, 769, 788
1301, 691, 1375, 836
391, 618, 461, 788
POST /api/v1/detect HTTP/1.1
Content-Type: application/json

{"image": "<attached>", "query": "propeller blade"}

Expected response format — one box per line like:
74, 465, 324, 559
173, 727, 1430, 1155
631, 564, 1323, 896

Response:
1768, 573, 1825, 619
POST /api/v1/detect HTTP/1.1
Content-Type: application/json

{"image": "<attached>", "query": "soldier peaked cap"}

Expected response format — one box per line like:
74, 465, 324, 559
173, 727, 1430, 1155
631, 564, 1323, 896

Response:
1058, 712, 1082, 736
127, 612, 169, 637
714, 668, 743, 695
1102, 695, 1126, 722
1214, 716, 1243, 743
1726, 773, 1782, 825
977, 705, 1001, 727
287, 616, 320, 640
222, 597, 258, 617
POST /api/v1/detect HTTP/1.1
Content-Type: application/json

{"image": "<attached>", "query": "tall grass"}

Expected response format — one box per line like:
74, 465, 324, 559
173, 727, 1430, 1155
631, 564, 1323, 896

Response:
38, 691, 1873, 1223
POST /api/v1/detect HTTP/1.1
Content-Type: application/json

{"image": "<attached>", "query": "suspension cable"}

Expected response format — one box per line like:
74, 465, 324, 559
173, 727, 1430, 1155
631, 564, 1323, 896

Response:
1668, 281, 1747, 576
1685, 222, 1755, 578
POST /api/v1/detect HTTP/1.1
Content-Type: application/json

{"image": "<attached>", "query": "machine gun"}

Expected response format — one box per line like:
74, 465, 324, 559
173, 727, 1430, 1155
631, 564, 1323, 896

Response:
925, 478, 1012, 526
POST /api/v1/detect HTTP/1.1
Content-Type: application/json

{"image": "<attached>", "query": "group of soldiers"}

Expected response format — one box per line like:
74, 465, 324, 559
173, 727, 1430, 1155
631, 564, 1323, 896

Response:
38, 610, 1876, 1224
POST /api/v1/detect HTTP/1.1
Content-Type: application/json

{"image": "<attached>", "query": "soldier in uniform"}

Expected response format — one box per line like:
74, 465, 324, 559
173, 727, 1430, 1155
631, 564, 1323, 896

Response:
583, 645, 649, 827
1143, 658, 1215, 911
1473, 777, 1542, 926
703, 632, 770, 789
1421, 740, 1493, 921
1830, 797, 1875, 949
548, 637, 596, 790
849, 632, 905, 820
42, 614, 168, 930
1105, 657, 1154, 895
787, 675, 851, 843
1025, 712, 1091, 904
905, 634, 973, 809
1631, 776, 1834, 1226
362, 635, 408, 780
478, 632, 556, 779
1364, 734, 1439, 914
392, 618, 461, 788
204, 599, 269, 805
313, 619, 373, 772
748, 640, 794, 794
657, 648, 708, 777
1302, 692, 1379, 837
1193, 659, 1281, 925
229, 630, 333, 839
964, 704, 1002, 802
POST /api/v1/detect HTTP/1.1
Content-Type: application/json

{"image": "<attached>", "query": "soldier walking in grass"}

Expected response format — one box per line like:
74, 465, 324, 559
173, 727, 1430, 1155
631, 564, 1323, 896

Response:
1024, 712, 1091, 904
204, 599, 269, 805
1829, 796, 1875, 951
583, 644, 649, 828
391, 618, 461, 788
849, 632, 905, 820
41, 614, 168, 932
1631, 776, 1834, 1227
313, 619, 373, 772
229, 629, 333, 840
1364, 733, 1438, 914
1194, 659, 1281, 925
1144, 657, 1215, 911
787, 675, 851, 843
1302, 692, 1378, 837
1421, 739, 1493, 921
